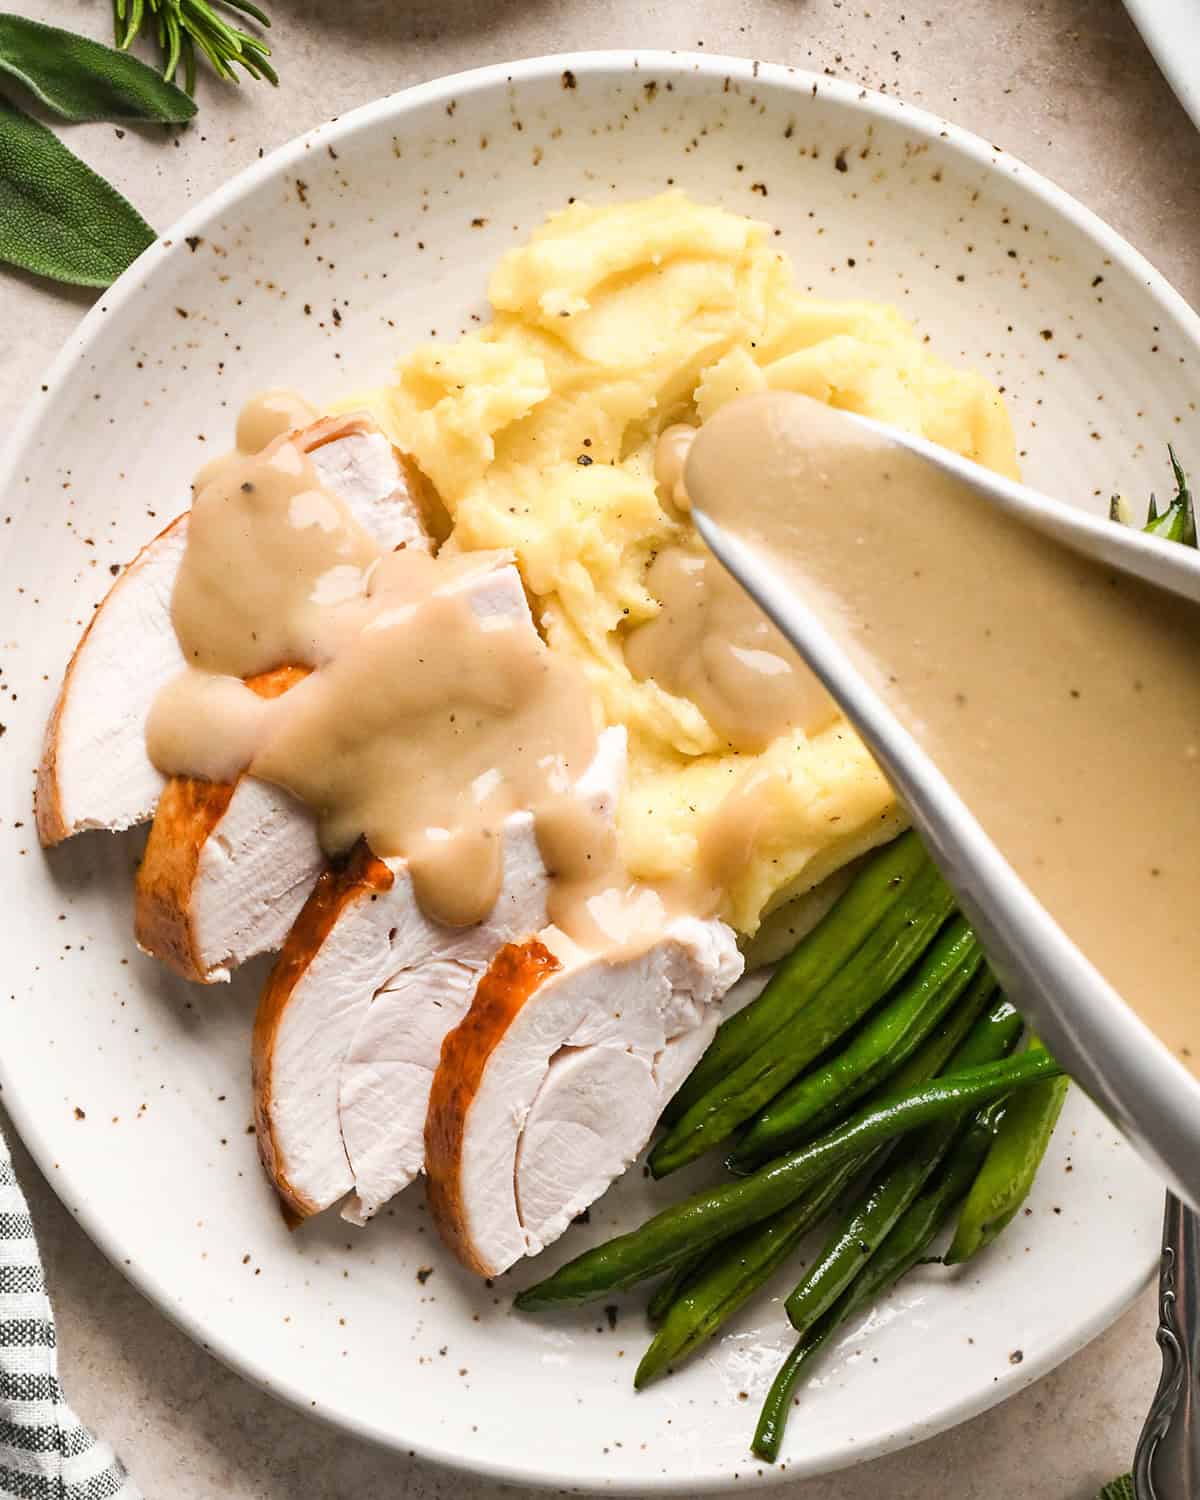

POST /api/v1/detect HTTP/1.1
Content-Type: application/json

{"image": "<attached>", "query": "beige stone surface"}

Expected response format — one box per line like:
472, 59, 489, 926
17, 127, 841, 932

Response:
2, 0, 1198, 1494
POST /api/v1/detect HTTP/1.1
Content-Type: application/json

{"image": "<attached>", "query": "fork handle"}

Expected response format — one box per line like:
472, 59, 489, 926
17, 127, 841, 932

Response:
1134, 1193, 1200, 1498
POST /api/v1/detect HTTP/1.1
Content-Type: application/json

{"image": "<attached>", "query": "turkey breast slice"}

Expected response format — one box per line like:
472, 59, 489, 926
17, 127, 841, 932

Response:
36, 514, 188, 846
132, 667, 319, 983
424, 917, 744, 1279
338, 727, 626, 1226
250, 561, 621, 1223
37, 415, 428, 850
128, 419, 432, 983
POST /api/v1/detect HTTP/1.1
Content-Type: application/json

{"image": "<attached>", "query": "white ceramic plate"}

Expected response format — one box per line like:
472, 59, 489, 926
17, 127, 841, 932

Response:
1124, 0, 1200, 132
0, 52, 1181, 1492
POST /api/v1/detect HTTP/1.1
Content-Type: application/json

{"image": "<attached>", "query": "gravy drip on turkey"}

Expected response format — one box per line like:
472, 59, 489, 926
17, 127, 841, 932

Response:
133, 413, 431, 981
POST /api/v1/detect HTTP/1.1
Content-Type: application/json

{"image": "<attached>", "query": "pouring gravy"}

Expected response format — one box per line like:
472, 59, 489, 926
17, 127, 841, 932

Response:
683, 391, 1200, 1073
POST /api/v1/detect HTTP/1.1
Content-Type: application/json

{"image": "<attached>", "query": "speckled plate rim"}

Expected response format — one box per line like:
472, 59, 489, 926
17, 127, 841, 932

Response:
0, 49, 1184, 1492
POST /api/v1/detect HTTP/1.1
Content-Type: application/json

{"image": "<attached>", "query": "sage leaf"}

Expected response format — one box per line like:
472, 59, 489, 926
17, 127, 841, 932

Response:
0, 95, 155, 288
0, 13, 195, 123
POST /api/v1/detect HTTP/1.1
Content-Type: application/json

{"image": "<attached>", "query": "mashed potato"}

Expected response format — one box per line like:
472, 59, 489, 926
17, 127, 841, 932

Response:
365, 192, 1017, 934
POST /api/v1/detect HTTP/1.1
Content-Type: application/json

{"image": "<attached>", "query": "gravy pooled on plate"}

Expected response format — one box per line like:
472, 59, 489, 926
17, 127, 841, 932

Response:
683, 390, 1200, 1072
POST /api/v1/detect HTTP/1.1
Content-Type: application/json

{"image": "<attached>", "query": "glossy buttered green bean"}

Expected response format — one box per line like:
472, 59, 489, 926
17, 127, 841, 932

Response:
730, 915, 984, 1171
646, 1250, 708, 1326
661, 831, 930, 1129
634, 975, 997, 1383
751, 1105, 1004, 1463
515, 1012, 1059, 1312
944, 1035, 1069, 1265
783, 994, 1021, 1335
650, 858, 956, 1177
635, 1161, 858, 1388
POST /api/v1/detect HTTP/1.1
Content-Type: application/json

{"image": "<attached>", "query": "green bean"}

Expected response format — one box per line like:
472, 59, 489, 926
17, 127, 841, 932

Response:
634, 975, 995, 1383
729, 916, 983, 1170
635, 1160, 859, 1387
783, 993, 1020, 1334
866, 1105, 1007, 1281
650, 859, 956, 1176
751, 1108, 1001, 1463
662, 832, 929, 1127
751, 1322, 834, 1463
944, 1036, 1069, 1264
514, 1023, 1057, 1311
875, 967, 998, 1088
646, 1251, 708, 1325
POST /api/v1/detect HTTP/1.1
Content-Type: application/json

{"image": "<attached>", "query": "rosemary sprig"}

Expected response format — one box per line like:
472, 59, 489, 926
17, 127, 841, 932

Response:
1111, 446, 1196, 548
113, 0, 276, 93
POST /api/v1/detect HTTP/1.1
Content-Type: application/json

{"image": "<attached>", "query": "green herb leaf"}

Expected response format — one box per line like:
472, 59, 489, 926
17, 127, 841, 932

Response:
1168, 443, 1197, 546
1096, 1476, 1134, 1500
113, 0, 277, 90
1113, 450, 1198, 551
1141, 449, 1198, 547
0, 94, 155, 288
0, 13, 194, 124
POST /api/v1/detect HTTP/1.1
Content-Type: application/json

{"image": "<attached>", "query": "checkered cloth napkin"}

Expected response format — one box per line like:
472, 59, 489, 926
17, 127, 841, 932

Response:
0, 1125, 139, 1500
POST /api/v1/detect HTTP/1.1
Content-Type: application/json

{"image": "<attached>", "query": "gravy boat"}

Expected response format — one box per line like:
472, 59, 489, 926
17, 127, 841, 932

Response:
689, 417, 1200, 1209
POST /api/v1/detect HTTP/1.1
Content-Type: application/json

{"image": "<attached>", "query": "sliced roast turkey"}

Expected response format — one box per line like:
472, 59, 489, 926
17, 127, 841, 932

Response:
132, 667, 322, 982
36, 514, 190, 846
120, 418, 431, 983
338, 727, 626, 1226
249, 550, 623, 1223
424, 916, 743, 1278
37, 414, 428, 852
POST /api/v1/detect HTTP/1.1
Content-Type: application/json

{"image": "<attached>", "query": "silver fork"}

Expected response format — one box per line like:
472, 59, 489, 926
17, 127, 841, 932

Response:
1134, 1194, 1200, 1497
